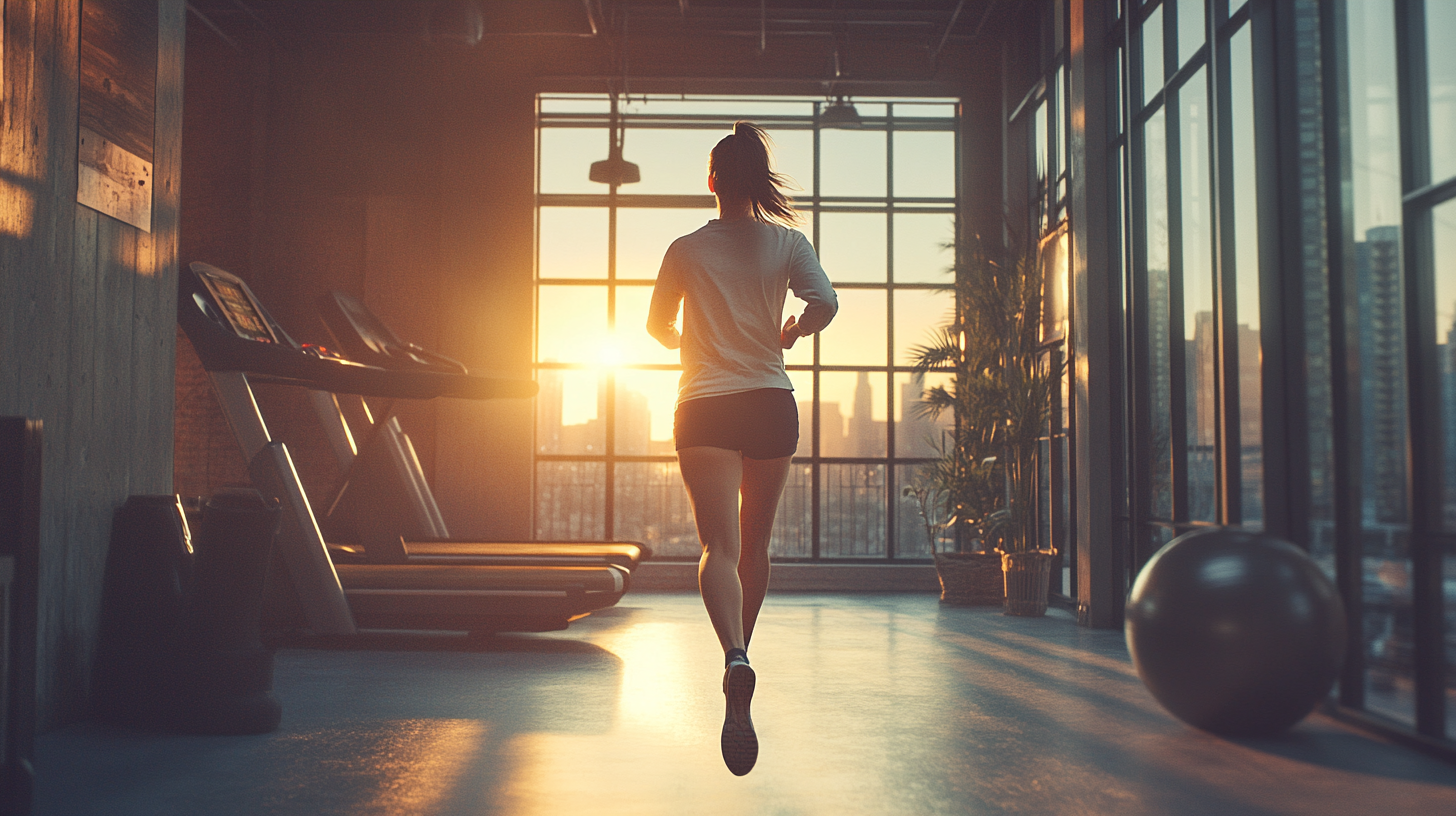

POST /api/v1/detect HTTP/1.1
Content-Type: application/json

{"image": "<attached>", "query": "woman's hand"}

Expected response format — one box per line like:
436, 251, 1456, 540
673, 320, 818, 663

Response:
780, 315, 802, 349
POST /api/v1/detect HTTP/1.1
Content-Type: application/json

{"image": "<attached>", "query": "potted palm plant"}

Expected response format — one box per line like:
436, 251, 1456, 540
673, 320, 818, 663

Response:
907, 233, 1062, 615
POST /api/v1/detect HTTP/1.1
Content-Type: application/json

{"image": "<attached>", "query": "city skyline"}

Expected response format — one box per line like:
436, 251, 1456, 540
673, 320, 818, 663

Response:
536, 367, 950, 460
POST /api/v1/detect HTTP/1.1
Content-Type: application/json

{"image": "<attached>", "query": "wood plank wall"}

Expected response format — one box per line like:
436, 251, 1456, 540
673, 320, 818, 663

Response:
0, 0, 184, 729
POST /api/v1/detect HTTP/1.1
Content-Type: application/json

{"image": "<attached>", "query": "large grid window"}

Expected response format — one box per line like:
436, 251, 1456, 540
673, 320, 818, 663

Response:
1117, 0, 1264, 566
1007, 0, 1076, 598
1110, 0, 1456, 747
534, 94, 959, 561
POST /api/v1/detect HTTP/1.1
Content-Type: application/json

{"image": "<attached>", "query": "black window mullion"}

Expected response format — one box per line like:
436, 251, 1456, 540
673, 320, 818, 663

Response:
1394, 0, 1447, 740
1211, 7, 1243, 526
1166, 84, 1190, 524
886, 109, 896, 560
1319, 0, 1367, 710
604, 193, 617, 540
811, 106, 822, 560
1129, 7, 1159, 570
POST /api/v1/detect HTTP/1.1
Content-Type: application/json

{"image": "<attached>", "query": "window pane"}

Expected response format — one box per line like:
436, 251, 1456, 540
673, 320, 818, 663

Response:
538, 285, 606, 364
893, 103, 956, 119
621, 129, 721, 196
895, 371, 954, 459
1427, 0, 1456, 183
536, 461, 604, 539
540, 96, 610, 114
819, 213, 887, 283
820, 371, 887, 457
894, 289, 954, 368
1034, 100, 1049, 205
1056, 66, 1068, 190
771, 463, 814, 558
614, 461, 697, 557
820, 289, 888, 366
894, 212, 955, 284
539, 208, 607, 279
1438, 201, 1456, 738
821, 129, 887, 197
1181, 68, 1216, 523
1231, 25, 1264, 528
1348, 0, 1413, 727
1144, 107, 1174, 518
535, 369, 604, 455
896, 463, 952, 558
621, 98, 813, 118
540, 128, 607, 194
1177, 0, 1205, 68
892, 131, 956, 199
771, 129, 815, 201
821, 464, 887, 557
1141, 4, 1165, 107
615, 285, 682, 367
1288, 1, 1335, 570
614, 368, 681, 455
1435, 198, 1456, 532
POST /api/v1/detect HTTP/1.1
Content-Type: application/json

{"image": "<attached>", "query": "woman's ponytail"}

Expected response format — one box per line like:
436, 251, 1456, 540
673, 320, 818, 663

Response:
710, 122, 800, 227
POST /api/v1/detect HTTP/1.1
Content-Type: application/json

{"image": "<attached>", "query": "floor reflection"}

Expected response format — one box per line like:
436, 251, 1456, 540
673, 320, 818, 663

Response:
34, 593, 1456, 816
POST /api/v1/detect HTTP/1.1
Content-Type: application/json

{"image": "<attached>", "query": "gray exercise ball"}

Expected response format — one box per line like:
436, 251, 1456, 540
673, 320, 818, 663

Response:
1125, 528, 1346, 737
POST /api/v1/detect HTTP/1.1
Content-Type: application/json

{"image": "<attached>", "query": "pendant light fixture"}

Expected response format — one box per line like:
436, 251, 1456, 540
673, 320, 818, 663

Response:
819, 36, 861, 129
820, 95, 862, 128
589, 92, 640, 186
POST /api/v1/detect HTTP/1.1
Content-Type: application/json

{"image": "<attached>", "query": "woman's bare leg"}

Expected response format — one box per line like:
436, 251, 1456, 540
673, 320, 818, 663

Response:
738, 455, 791, 648
679, 446, 747, 652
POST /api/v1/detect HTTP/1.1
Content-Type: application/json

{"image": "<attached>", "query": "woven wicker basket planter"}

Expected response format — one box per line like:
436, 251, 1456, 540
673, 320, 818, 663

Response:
933, 551, 1004, 606
1001, 549, 1056, 616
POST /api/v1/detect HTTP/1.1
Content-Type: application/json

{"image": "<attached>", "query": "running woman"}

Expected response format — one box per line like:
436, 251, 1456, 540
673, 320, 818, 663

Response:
647, 121, 837, 776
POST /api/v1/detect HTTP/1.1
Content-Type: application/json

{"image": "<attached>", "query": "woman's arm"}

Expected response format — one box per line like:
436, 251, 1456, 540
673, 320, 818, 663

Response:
648, 309, 682, 350
787, 233, 838, 337
648, 246, 684, 350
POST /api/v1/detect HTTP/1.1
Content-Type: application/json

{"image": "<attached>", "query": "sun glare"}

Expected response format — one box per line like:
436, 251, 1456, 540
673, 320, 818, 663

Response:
595, 337, 626, 368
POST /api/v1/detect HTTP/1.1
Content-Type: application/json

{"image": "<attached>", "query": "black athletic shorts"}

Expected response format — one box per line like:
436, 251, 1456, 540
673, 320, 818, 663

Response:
674, 388, 798, 460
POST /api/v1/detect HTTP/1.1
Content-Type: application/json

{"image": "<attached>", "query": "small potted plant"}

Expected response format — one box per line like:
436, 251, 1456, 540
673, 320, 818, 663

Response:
907, 232, 1062, 615
901, 447, 1003, 605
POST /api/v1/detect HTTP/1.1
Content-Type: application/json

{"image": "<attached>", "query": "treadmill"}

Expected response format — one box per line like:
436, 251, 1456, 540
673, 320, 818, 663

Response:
309, 289, 648, 574
178, 261, 633, 635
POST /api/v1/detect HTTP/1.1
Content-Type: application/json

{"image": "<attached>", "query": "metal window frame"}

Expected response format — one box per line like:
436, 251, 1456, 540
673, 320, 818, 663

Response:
532, 94, 961, 562
1122, 0, 1269, 569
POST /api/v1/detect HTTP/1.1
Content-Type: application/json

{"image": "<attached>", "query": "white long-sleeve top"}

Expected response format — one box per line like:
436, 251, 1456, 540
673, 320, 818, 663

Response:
648, 219, 837, 404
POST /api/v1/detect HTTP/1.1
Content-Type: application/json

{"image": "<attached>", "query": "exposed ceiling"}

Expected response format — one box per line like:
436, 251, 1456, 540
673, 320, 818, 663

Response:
184, 1, 1007, 94
185, 1, 1001, 49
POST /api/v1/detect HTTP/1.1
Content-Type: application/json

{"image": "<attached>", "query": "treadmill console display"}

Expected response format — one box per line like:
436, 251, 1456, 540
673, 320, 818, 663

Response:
197, 268, 277, 344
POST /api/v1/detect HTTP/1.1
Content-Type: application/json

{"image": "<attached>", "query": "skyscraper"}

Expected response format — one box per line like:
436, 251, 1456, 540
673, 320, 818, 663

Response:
1357, 225, 1408, 525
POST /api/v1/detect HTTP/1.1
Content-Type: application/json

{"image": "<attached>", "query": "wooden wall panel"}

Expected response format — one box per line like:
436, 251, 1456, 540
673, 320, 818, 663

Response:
79, 0, 156, 163
131, 0, 180, 496
1, 0, 182, 728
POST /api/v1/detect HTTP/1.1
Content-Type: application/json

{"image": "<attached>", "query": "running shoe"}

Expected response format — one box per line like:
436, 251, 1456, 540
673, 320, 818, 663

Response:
721, 658, 758, 775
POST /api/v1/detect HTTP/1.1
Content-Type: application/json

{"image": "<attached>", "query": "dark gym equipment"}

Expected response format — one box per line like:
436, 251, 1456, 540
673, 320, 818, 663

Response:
93, 495, 195, 728
1124, 528, 1346, 737
0, 418, 41, 816
178, 262, 636, 636
171, 489, 283, 735
95, 492, 284, 735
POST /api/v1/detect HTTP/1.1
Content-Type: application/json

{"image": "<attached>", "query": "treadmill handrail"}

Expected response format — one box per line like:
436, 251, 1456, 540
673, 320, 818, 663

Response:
180, 262, 536, 401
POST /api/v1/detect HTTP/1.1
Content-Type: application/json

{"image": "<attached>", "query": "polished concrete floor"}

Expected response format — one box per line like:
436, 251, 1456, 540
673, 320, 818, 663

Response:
36, 592, 1456, 815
